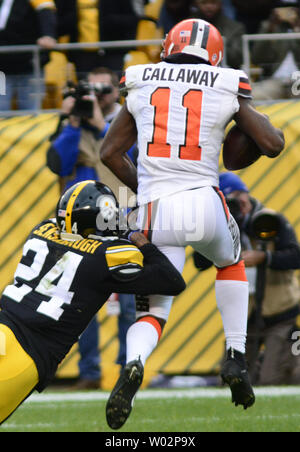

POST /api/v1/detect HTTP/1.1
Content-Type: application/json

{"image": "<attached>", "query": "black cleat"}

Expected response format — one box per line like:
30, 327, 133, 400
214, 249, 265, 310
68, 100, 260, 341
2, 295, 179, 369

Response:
221, 348, 255, 410
106, 358, 144, 430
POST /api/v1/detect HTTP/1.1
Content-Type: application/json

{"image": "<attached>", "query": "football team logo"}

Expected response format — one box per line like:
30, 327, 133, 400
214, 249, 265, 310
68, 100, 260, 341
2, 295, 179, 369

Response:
97, 195, 117, 222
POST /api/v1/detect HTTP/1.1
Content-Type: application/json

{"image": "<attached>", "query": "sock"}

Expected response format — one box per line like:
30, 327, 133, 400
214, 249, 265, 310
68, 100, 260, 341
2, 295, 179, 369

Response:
126, 316, 162, 366
215, 261, 249, 354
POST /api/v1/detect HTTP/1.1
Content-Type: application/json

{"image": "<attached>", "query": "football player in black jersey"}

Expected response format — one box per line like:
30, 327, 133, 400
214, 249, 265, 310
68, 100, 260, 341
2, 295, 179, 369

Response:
0, 180, 185, 425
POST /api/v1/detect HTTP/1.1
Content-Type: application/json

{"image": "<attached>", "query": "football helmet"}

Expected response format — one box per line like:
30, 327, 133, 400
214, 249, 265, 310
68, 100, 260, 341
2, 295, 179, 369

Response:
161, 18, 224, 66
56, 180, 119, 238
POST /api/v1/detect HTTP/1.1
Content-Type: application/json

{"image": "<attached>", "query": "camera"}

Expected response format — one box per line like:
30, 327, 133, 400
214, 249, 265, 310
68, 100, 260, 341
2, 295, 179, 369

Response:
226, 196, 281, 241
63, 80, 113, 118
250, 209, 281, 241
226, 197, 244, 227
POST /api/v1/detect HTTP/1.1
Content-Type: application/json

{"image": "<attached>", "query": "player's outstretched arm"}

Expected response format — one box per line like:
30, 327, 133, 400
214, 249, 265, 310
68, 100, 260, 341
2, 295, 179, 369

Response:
100, 104, 138, 193
105, 232, 186, 297
234, 97, 285, 158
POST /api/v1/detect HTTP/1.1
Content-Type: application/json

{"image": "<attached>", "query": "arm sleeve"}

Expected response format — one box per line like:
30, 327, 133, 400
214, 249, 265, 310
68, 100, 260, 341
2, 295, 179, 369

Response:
104, 243, 186, 296
30, 0, 57, 38
99, 0, 139, 40
51, 125, 81, 176
237, 70, 252, 99
268, 216, 300, 270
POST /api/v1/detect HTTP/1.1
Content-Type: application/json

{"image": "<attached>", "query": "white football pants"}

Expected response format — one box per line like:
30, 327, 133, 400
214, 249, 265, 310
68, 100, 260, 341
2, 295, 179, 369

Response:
135, 186, 249, 353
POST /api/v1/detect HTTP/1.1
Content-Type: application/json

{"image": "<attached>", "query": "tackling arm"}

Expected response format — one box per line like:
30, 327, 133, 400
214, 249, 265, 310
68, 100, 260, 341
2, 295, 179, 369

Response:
234, 98, 285, 158
100, 104, 138, 193
103, 232, 186, 296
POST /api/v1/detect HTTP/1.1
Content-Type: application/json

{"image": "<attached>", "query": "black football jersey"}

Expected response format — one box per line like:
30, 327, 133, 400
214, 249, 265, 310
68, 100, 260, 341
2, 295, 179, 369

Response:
0, 220, 185, 391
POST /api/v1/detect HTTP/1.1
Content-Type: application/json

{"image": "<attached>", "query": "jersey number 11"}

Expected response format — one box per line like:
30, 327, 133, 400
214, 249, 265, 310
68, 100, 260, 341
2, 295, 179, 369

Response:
147, 87, 203, 161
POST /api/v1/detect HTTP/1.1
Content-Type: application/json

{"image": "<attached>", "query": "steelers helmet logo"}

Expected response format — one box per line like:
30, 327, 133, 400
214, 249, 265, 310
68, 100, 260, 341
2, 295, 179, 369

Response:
98, 195, 117, 222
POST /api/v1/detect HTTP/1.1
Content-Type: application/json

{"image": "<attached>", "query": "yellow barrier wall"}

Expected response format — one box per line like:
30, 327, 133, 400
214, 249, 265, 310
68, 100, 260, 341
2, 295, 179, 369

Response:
0, 100, 300, 389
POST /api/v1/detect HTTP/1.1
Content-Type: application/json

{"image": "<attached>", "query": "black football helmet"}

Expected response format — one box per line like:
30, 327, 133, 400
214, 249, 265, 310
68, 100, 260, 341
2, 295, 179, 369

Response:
56, 180, 119, 238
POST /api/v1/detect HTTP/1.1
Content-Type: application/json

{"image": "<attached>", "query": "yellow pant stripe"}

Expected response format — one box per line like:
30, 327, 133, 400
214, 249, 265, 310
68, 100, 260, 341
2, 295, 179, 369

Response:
0, 325, 39, 424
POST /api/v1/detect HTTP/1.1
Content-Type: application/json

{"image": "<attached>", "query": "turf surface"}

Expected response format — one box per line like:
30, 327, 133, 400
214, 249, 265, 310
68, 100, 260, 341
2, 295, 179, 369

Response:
1, 387, 300, 433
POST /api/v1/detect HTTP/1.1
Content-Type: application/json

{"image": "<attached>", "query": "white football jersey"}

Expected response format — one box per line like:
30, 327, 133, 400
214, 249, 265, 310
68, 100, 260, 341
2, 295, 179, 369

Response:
123, 61, 252, 206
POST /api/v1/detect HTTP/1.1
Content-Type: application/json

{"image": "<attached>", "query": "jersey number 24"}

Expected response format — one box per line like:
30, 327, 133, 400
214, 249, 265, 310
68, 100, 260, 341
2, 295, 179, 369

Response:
3, 238, 83, 321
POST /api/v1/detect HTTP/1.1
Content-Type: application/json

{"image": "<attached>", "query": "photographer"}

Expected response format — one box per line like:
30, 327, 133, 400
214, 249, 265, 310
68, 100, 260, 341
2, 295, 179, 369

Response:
194, 172, 300, 385
46, 66, 137, 390
47, 67, 126, 194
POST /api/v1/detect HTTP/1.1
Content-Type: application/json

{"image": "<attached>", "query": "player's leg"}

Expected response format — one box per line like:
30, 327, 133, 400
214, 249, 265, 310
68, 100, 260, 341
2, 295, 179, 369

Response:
124, 200, 187, 367
192, 188, 254, 409
0, 324, 39, 425
190, 187, 248, 355
107, 188, 227, 431
126, 245, 186, 365
106, 244, 186, 430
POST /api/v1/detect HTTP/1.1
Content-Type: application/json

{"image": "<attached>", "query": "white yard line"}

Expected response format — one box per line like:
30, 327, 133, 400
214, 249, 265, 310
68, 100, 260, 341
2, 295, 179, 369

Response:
24, 386, 300, 404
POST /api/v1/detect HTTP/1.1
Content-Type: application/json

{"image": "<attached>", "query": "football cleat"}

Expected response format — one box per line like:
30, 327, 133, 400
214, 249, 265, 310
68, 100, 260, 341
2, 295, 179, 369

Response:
221, 348, 255, 410
106, 358, 144, 430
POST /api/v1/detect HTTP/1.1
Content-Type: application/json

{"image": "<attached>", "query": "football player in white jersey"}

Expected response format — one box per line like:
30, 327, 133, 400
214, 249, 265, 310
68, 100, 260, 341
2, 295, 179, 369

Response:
100, 18, 285, 429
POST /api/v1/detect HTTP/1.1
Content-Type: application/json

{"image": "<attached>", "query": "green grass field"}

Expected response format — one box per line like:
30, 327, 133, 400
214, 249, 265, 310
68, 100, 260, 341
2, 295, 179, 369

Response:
2, 387, 300, 433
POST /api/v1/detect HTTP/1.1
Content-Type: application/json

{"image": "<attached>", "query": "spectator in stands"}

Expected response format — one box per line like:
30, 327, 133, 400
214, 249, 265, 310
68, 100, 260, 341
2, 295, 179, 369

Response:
55, 0, 141, 80
46, 66, 136, 389
158, 0, 194, 34
231, 0, 275, 34
251, 3, 300, 100
191, 0, 245, 69
54, 0, 77, 41
0, 0, 57, 111
99, 0, 142, 75
55, 0, 99, 80
221, 0, 237, 20
123, 0, 164, 69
